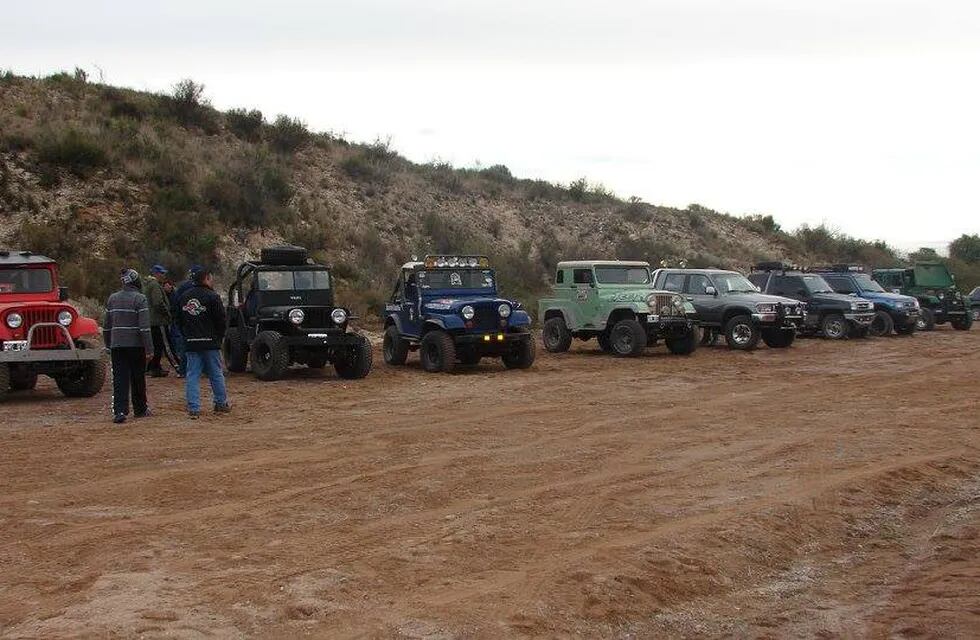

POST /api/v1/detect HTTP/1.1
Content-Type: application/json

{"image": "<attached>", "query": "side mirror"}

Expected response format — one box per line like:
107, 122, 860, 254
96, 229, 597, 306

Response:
58, 286, 69, 302
705, 286, 717, 296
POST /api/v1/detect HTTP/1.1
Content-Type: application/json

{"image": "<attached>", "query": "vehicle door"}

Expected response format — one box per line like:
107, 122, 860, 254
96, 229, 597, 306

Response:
823, 275, 856, 296
684, 273, 723, 325
771, 275, 809, 304
572, 268, 601, 328
398, 269, 422, 337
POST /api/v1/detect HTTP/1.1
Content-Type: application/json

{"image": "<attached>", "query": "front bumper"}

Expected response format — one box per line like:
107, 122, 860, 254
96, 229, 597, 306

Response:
0, 323, 103, 364
844, 312, 875, 326
889, 309, 920, 326
751, 312, 804, 328
282, 332, 364, 347
455, 331, 530, 345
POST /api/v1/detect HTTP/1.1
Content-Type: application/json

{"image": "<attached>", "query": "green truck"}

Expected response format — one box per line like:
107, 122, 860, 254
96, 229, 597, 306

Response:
538, 260, 700, 357
872, 263, 973, 331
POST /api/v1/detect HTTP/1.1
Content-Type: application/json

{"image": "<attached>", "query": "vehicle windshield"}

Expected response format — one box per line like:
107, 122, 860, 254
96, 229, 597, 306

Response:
713, 273, 758, 294
0, 267, 54, 294
854, 274, 885, 292
594, 266, 650, 285
419, 269, 494, 291
256, 270, 330, 291
803, 274, 835, 293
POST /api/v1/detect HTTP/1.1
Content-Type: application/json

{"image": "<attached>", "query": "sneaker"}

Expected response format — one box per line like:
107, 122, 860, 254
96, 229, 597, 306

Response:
134, 409, 152, 418
188, 411, 200, 420
113, 414, 127, 424
214, 404, 231, 414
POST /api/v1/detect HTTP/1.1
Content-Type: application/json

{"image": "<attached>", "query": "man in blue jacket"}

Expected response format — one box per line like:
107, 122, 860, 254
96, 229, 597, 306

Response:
169, 264, 203, 378
176, 267, 230, 419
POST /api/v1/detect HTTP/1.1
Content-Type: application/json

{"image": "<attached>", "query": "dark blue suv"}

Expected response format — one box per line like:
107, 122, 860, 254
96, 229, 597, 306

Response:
382, 255, 535, 373
814, 266, 921, 336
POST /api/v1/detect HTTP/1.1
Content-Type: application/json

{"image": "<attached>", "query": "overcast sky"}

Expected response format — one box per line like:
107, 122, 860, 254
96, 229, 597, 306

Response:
3, 0, 979, 251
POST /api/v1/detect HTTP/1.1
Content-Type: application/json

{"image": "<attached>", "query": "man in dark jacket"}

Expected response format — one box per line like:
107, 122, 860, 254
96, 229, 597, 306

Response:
144, 264, 172, 377
103, 268, 154, 424
177, 267, 230, 418
168, 265, 203, 378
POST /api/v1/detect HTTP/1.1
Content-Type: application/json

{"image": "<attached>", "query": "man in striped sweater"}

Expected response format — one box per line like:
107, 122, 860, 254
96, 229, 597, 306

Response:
103, 269, 154, 424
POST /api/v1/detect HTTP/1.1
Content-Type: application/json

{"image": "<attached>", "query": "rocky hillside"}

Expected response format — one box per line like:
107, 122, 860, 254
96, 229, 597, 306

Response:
0, 71, 902, 318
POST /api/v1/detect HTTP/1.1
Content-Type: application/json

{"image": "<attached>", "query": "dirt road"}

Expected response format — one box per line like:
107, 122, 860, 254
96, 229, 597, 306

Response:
1, 329, 978, 639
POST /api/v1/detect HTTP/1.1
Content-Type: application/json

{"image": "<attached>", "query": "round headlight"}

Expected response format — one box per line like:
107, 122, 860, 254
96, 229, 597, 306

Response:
646, 293, 658, 309
461, 305, 475, 320
672, 294, 685, 310
57, 310, 73, 326
6, 312, 23, 329
498, 303, 512, 318
288, 308, 305, 325
331, 308, 348, 324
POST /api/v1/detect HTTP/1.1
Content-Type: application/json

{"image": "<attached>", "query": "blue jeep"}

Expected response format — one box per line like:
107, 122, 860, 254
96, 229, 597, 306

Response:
382, 255, 536, 372
813, 266, 921, 336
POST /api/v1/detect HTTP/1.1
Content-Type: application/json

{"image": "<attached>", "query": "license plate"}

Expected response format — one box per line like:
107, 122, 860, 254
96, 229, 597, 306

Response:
647, 315, 659, 323
2, 340, 28, 352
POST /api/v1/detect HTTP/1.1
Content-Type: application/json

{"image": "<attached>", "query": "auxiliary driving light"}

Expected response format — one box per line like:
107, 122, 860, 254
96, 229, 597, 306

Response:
57, 310, 73, 326
497, 333, 504, 341
483, 335, 491, 342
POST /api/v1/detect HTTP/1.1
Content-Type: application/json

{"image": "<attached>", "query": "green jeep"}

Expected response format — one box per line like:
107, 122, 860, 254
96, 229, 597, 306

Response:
538, 260, 700, 356
872, 263, 973, 331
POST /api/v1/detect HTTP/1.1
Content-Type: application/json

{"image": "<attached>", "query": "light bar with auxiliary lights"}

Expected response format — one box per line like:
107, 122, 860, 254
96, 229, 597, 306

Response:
423, 255, 490, 269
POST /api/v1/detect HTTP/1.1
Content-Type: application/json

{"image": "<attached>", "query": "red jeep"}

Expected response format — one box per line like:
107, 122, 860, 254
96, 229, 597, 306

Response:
0, 250, 107, 400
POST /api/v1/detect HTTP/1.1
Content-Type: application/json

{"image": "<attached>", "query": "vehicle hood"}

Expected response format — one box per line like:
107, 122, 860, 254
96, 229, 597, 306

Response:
810, 292, 862, 307
0, 299, 67, 311
723, 292, 802, 307
859, 291, 917, 306
421, 295, 514, 312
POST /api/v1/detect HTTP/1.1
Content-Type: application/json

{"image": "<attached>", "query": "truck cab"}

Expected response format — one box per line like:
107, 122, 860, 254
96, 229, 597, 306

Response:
0, 250, 106, 400
539, 260, 699, 357
654, 267, 802, 350
382, 255, 535, 372
872, 263, 973, 331
748, 263, 874, 339
812, 265, 920, 336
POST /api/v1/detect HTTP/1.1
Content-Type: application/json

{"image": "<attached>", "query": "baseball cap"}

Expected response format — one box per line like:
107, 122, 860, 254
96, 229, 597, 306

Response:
150, 264, 168, 275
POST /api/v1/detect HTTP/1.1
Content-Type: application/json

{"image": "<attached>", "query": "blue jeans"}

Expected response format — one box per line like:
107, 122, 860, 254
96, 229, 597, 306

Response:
185, 350, 228, 412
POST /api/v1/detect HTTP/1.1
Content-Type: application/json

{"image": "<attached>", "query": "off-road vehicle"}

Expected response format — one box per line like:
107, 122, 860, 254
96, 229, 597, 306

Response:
382, 255, 535, 372
540, 260, 699, 356
223, 245, 372, 381
969, 287, 980, 322
653, 267, 802, 350
872, 263, 973, 331
748, 263, 874, 339
0, 250, 106, 400
812, 265, 920, 336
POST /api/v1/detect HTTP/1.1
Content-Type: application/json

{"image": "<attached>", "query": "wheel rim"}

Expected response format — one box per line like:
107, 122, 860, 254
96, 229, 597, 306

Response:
731, 323, 752, 345
255, 343, 271, 366
383, 336, 393, 360
424, 342, 441, 367
915, 316, 927, 330
826, 319, 845, 338
612, 327, 633, 353
544, 325, 559, 349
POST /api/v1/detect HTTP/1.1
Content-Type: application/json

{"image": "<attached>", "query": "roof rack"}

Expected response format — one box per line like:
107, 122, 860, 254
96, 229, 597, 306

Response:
751, 261, 805, 273
809, 264, 866, 274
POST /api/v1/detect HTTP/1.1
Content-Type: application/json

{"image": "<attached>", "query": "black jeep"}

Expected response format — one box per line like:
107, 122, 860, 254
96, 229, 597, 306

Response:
652, 268, 803, 350
223, 246, 372, 381
748, 263, 874, 339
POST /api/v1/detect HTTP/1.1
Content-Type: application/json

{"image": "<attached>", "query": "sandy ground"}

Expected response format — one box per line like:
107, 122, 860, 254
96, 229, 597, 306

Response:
0, 328, 978, 639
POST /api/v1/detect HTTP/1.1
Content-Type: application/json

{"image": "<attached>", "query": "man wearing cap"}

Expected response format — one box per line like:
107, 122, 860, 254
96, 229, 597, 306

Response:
177, 267, 230, 419
145, 264, 172, 377
103, 269, 154, 424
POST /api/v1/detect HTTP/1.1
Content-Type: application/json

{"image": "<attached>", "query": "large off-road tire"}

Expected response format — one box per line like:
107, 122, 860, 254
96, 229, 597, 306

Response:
502, 334, 536, 369
868, 310, 894, 337
55, 341, 107, 398
250, 330, 290, 381
761, 328, 796, 348
609, 318, 647, 357
665, 328, 699, 355
820, 313, 849, 340
0, 363, 10, 401
700, 329, 719, 346
334, 335, 373, 379
9, 366, 38, 391
951, 313, 974, 331
382, 325, 409, 365
420, 330, 456, 373
916, 308, 936, 331
724, 315, 760, 350
222, 327, 248, 373
542, 316, 572, 353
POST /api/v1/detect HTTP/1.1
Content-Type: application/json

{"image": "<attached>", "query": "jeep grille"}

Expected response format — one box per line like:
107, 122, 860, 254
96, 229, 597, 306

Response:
472, 305, 502, 331
654, 294, 681, 317
21, 308, 68, 348
301, 308, 334, 328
